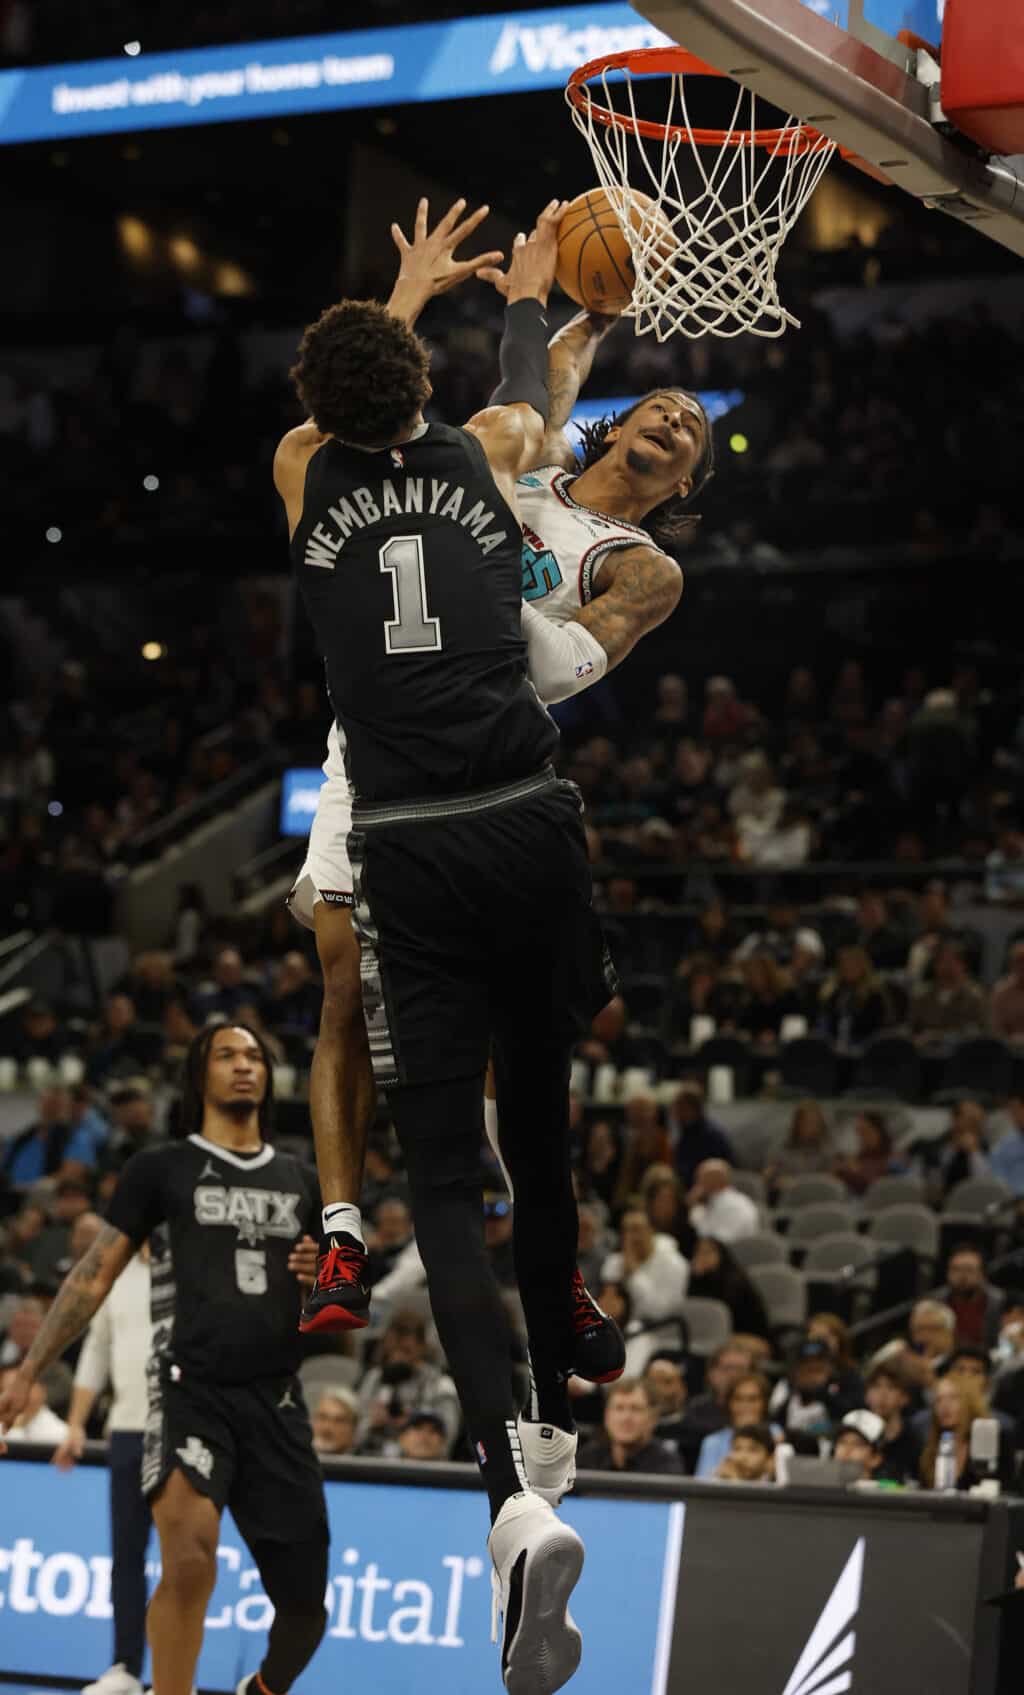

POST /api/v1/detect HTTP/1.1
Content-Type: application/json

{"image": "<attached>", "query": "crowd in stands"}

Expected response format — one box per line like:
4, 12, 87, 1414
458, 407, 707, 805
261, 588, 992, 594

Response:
4, 274, 1022, 568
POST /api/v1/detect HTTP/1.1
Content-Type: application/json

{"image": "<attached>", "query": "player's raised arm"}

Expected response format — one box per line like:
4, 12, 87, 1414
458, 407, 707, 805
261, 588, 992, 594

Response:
0, 1222, 135, 1452
463, 199, 567, 504
386, 196, 503, 330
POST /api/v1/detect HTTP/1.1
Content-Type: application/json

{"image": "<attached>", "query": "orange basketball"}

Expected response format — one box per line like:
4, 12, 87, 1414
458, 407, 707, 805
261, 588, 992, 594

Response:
555, 186, 665, 314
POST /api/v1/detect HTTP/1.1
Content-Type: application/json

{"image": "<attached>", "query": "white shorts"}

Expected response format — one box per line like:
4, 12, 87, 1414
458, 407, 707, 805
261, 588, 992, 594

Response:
287, 721, 354, 931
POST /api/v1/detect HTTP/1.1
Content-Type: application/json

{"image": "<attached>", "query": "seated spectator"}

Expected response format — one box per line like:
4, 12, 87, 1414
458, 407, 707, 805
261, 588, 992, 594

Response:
640, 1164, 694, 1256
20, 1179, 94, 1287
0, 1205, 46, 1288
834, 1110, 902, 1196
0, 1294, 46, 1368
901, 1299, 957, 1386
0, 1365, 68, 1446
854, 892, 910, 972
832, 1409, 884, 1480
765, 1100, 835, 1192
397, 1409, 449, 1462
716, 1421, 776, 1483
170, 881, 207, 966
10, 999, 66, 1066
920, 1347, 1018, 1454
817, 946, 892, 1046
577, 1377, 683, 1475
769, 1337, 862, 1436
688, 1238, 770, 1337
696, 1371, 776, 1477
909, 1099, 991, 1202
580, 1118, 624, 1211
660, 1340, 755, 1469
728, 751, 784, 837
612, 1093, 672, 1213
586, 1281, 665, 1381
365, 1196, 425, 1305
919, 1374, 1010, 1491
2, 1085, 100, 1186
355, 1311, 459, 1458
805, 1314, 865, 1410
670, 1081, 736, 1186
703, 676, 756, 743
733, 903, 824, 972
906, 881, 958, 983
231, 1002, 284, 1065
311, 1388, 359, 1456
97, 1082, 156, 1179
264, 950, 322, 1035
993, 1291, 1024, 1376
643, 1353, 689, 1453
118, 951, 182, 1023
990, 1091, 1024, 1195
990, 941, 1024, 1041
939, 1243, 1005, 1349
85, 994, 150, 1085
192, 947, 252, 1023
601, 1207, 689, 1329
910, 942, 989, 1041
684, 898, 740, 965
864, 1361, 923, 1483
668, 953, 743, 1040
687, 1161, 759, 1243
737, 954, 801, 1046
162, 996, 200, 1069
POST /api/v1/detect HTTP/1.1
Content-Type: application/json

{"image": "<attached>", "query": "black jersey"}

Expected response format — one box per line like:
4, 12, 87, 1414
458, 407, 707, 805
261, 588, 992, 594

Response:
107, 1135, 319, 1385
291, 422, 558, 803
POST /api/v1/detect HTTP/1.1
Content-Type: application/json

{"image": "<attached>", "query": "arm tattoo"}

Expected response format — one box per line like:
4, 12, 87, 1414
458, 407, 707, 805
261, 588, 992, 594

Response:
534, 313, 617, 470
574, 545, 683, 669
20, 1223, 133, 1382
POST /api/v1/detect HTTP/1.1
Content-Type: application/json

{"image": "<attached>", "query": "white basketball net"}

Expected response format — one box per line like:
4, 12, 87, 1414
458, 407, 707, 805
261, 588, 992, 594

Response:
567, 62, 837, 339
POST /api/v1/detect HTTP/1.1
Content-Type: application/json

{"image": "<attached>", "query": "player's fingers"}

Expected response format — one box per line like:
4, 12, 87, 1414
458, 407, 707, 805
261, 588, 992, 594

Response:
436, 196, 468, 239
390, 222, 411, 253
455, 251, 504, 277
414, 196, 428, 241
447, 202, 490, 247
513, 231, 526, 248
476, 266, 509, 295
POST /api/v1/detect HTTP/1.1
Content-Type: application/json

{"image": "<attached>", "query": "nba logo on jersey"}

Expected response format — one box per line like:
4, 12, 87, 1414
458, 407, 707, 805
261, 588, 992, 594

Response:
476, 1440, 488, 1466
390, 447, 404, 469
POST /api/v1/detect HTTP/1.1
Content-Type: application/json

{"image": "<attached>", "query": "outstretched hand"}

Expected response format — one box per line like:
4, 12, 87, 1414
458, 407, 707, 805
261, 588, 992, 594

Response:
390, 196, 504, 301
477, 198, 568, 307
0, 1371, 31, 1456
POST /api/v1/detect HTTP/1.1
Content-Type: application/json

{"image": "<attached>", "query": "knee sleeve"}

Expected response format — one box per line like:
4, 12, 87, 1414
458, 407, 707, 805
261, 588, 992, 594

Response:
254, 1525, 329, 1615
388, 1075, 484, 1191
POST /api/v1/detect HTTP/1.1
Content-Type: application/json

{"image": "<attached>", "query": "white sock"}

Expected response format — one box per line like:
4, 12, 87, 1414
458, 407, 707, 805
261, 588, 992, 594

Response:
322, 1202, 365, 1247
483, 1095, 514, 1200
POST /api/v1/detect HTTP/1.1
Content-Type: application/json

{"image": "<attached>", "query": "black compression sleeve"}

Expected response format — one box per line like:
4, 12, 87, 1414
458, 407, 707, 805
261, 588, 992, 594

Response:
488, 298, 550, 423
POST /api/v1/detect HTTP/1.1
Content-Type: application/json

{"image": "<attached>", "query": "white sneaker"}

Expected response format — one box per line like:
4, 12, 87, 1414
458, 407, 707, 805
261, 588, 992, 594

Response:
83, 1669, 144, 1695
517, 1415, 577, 1507
488, 1492, 584, 1695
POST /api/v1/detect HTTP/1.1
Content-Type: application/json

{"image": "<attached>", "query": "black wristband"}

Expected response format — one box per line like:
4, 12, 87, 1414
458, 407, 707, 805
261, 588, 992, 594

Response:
488, 297, 550, 423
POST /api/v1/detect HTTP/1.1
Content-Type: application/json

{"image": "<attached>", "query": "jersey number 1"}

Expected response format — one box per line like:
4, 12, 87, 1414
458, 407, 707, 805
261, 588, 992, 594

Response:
380, 535, 442, 654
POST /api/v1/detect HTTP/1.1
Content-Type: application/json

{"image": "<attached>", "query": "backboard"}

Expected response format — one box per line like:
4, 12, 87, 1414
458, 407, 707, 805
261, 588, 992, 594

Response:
627, 0, 1024, 255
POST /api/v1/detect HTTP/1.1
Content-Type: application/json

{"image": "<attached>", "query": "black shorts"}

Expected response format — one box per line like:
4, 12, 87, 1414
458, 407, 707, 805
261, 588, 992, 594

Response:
142, 1361, 327, 1546
348, 768, 617, 1088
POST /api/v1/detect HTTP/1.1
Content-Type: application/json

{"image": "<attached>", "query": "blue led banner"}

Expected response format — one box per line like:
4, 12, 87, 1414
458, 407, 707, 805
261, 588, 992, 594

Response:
281, 768, 328, 838
0, 6, 672, 146
0, 1459, 678, 1693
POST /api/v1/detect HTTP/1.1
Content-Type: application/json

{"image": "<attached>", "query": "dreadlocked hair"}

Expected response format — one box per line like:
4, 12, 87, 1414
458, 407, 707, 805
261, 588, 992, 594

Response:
290, 299, 431, 447
575, 389, 716, 546
179, 1022, 275, 1141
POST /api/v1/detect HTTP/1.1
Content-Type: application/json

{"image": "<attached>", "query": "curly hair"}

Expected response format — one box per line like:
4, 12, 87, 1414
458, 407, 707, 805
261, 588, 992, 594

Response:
575, 389, 715, 546
290, 300, 431, 447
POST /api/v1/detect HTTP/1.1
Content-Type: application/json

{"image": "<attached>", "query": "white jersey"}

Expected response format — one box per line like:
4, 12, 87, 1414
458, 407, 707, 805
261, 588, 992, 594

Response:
515, 464, 657, 623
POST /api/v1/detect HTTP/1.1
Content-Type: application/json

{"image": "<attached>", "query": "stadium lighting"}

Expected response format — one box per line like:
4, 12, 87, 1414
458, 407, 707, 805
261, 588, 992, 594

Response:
141, 641, 165, 661
45, 526, 62, 543
47, 801, 64, 818
123, 41, 141, 56
729, 433, 750, 454
143, 474, 160, 491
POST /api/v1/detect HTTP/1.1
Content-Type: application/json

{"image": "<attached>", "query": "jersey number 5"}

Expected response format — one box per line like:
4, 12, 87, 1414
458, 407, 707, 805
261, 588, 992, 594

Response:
380, 535, 442, 654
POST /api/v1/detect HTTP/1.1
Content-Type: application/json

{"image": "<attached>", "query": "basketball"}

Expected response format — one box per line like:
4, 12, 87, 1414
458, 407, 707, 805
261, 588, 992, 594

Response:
555, 186, 669, 314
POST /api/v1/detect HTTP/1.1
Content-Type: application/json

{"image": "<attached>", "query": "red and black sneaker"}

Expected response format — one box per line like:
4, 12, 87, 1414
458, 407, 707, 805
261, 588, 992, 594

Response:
570, 1267, 626, 1384
299, 1233, 371, 1334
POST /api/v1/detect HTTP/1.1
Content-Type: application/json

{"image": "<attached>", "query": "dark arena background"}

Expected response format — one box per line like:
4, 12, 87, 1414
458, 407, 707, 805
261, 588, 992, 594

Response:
2, 1, 1024, 1693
